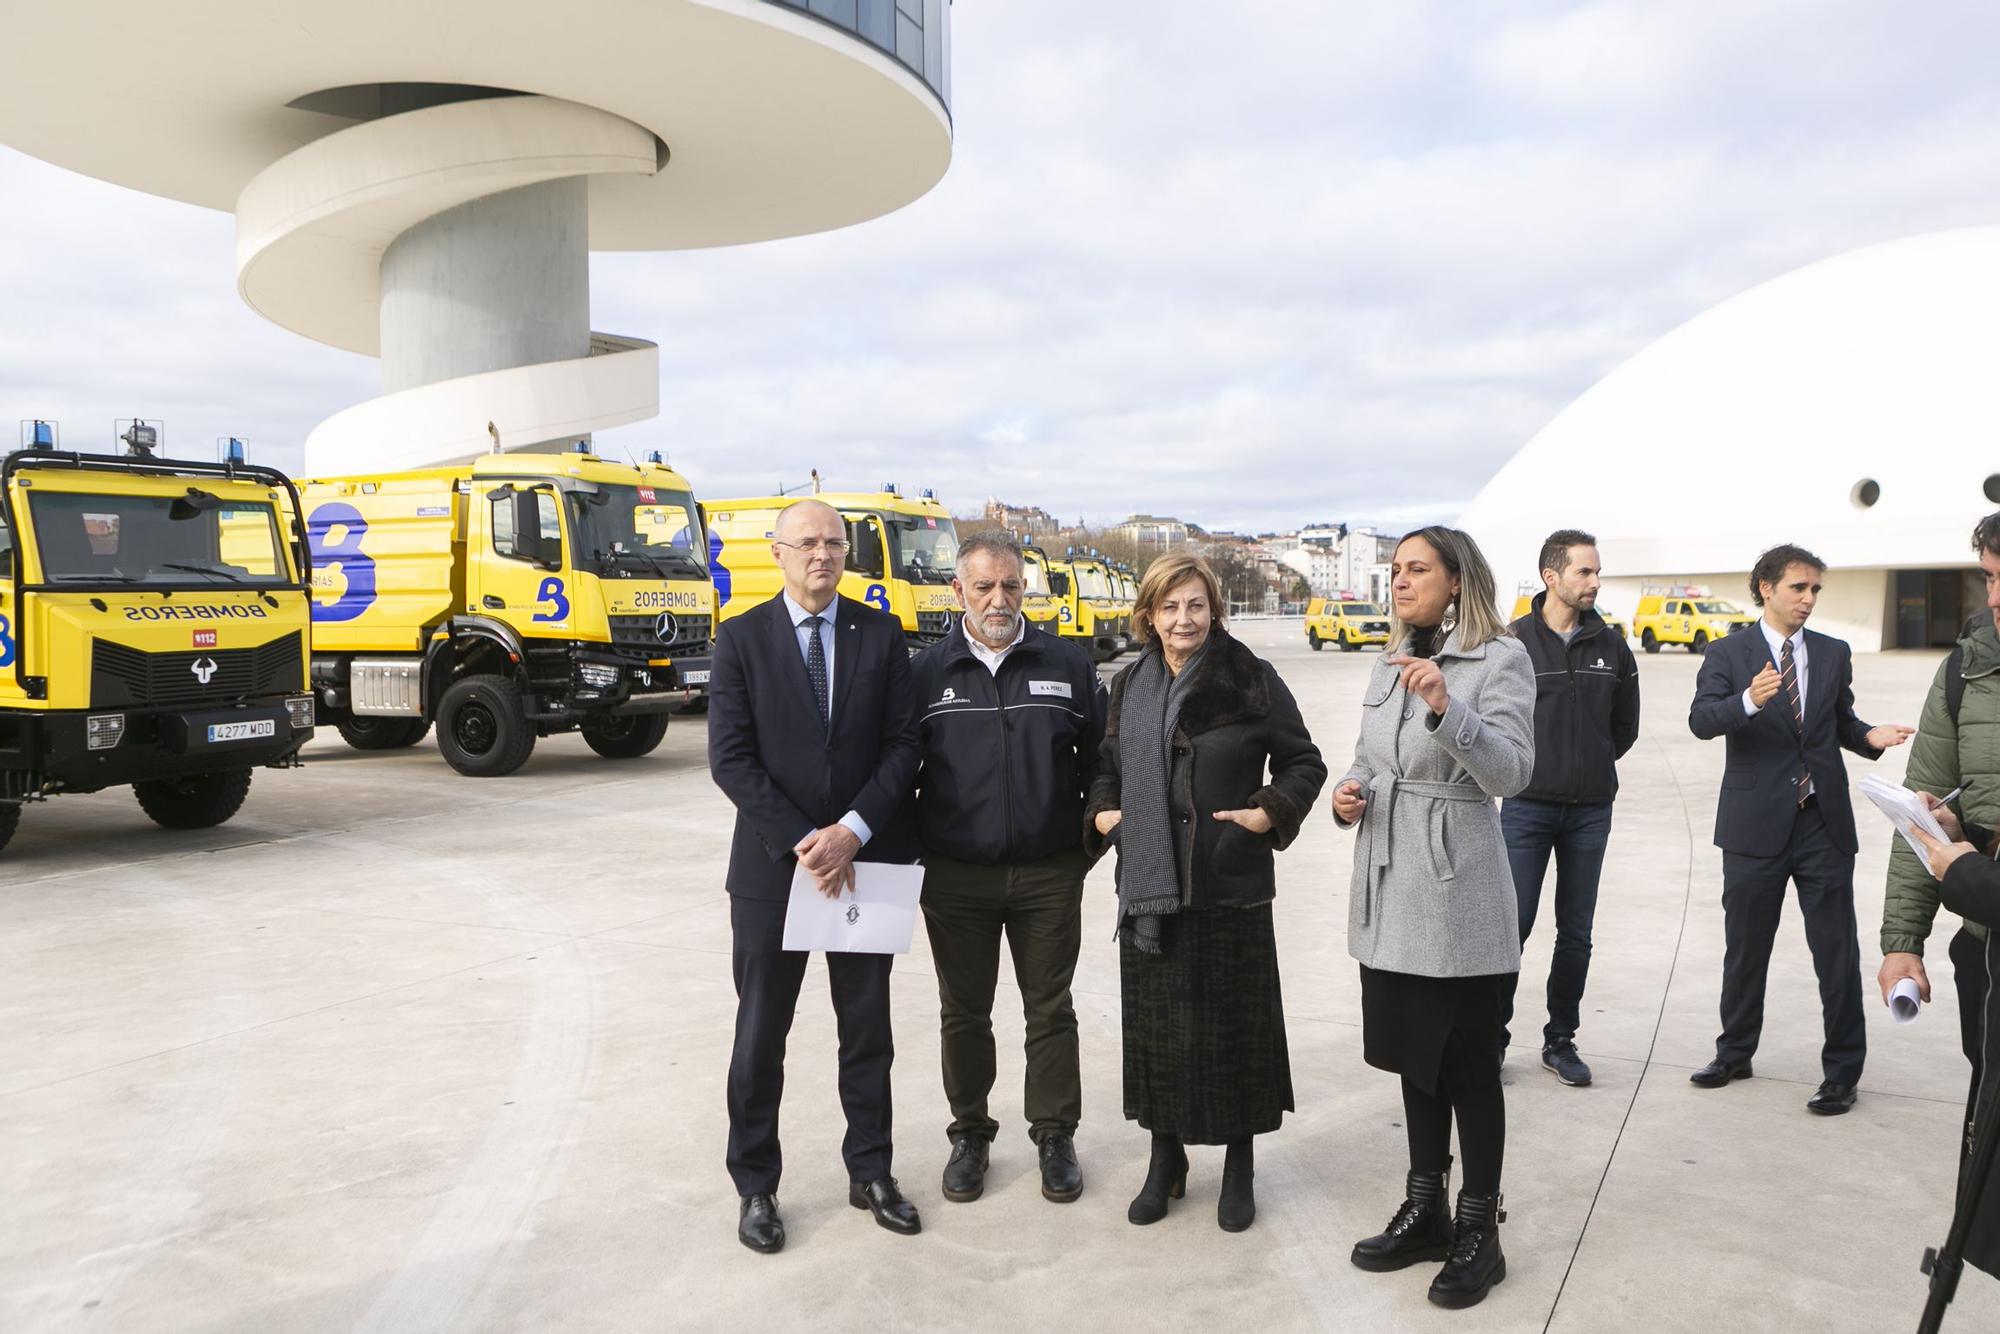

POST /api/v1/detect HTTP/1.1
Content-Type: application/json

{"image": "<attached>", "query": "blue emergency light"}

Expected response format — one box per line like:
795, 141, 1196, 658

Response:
224, 438, 247, 465
647, 450, 665, 465
30, 420, 54, 447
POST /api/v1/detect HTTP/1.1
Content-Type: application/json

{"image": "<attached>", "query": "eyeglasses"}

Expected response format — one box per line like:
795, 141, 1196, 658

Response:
775, 539, 850, 556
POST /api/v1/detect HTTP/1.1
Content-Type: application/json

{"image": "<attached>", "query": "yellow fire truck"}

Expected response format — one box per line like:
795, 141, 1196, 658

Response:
707, 485, 962, 650
1021, 542, 1065, 633
0, 443, 315, 854
300, 446, 714, 777
1046, 550, 1123, 662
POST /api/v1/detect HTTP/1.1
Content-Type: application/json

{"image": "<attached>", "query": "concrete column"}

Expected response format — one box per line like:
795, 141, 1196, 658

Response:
379, 176, 590, 396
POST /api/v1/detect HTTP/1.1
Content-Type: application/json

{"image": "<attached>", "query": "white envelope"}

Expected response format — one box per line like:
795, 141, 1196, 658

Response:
781, 861, 925, 954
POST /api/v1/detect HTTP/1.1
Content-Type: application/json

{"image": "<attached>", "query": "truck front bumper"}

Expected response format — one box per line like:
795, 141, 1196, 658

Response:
0, 702, 314, 796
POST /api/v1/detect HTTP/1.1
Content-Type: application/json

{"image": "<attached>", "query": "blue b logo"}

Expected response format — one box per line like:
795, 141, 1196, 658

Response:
0, 613, 13, 668
534, 577, 571, 622
306, 502, 376, 623
864, 583, 891, 613
708, 529, 732, 609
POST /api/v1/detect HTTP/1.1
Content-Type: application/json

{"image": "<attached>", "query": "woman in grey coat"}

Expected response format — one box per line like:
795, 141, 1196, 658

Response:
1331, 525, 1534, 1312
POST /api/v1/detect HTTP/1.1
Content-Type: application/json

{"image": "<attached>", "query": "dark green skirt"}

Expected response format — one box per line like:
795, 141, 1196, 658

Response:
1119, 903, 1293, 1144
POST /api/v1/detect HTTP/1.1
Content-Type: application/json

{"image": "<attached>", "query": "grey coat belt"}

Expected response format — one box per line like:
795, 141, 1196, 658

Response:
1357, 773, 1487, 924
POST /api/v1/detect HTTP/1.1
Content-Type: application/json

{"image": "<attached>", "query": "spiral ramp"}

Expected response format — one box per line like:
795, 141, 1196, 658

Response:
235, 95, 664, 474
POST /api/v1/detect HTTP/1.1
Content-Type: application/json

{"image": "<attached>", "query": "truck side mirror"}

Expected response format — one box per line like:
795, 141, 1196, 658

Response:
846, 518, 884, 578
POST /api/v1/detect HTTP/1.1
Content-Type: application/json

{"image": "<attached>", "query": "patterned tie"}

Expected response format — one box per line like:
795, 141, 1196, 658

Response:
1781, 638, 1809, 804
804, 615, 830, 726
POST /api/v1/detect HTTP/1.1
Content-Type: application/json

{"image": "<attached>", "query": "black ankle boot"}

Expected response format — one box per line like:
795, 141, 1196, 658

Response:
1217, 1138, 1256, 1232
1127, 1134, 1188, 1226
1428, 1190, 1507, 1309
1350, 1157, 1454, 1271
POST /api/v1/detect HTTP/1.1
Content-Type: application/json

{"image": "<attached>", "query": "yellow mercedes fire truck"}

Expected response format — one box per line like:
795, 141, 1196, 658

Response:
707, 485, 962, 650
0, 444, 315, 855
1047, 550, 1123, 662
1021, 542, 1065, 633
300, 446, 714, 777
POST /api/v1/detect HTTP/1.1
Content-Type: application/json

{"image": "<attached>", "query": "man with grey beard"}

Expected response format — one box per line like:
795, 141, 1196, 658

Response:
910, 532, 1108, 1207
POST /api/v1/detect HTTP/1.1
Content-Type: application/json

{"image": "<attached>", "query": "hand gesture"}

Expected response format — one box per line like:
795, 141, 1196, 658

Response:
1877, 951, 1931, 1006
1386, 654, 1450, 715
1748, 663, 1782, 708
1866, 724, 1916, 750
795, 824, 861, 899
1910, 822, 1976, 881
1094, 809, 1123, 837
1331, 779, 1367, 825
1213, 807, 1274, 835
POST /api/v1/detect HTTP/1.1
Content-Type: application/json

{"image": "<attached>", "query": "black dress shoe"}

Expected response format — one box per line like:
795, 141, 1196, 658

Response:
1689, 1057, 1753, 1089
1807, 1081, 1858, 1115
1039, 1135, 1083, 1203
738, 1193, 784, 1254
942, 1137, 989, 1203
849, 1177, 922, 1235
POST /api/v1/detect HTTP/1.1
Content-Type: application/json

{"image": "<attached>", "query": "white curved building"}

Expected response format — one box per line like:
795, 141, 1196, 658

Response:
0, 0, 953, 473
1459, 227, 2000, 652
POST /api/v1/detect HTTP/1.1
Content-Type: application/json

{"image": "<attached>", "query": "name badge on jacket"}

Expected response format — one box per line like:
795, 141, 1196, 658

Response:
1029, 680, 1073, 699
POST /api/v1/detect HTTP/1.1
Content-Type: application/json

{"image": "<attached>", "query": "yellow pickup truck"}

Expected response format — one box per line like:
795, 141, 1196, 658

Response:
1305, 598, 1390, 652
1632, 592, 1755, 655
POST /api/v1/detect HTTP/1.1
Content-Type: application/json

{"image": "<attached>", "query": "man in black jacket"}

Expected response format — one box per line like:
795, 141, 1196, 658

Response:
1500, 530, 1640, 1086
911, 531, 1108, 1206
708, 499, 924, 1254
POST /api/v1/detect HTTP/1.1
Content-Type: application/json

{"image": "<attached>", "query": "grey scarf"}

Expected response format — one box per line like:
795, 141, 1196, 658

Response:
1116, 641, 1209, 954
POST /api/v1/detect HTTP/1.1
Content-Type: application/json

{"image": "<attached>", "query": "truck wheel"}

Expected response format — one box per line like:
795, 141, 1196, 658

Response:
437, 675, 537, 777
582, 712, 670, 759
1308, 631, 1323, 651
1342, 636, 1359, 652
0, 802, 18, 855
1691, 631, 1709, 655
133, 770, 253, 830
334, 713, 432, 750
1641, 629, 1659, 654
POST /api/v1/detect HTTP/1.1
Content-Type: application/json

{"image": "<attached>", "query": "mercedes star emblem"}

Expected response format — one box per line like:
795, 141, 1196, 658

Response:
654, 612, 678, 643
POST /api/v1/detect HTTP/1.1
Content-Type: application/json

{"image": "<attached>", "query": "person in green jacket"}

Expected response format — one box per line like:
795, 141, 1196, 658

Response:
1879, 512, 2000, 1139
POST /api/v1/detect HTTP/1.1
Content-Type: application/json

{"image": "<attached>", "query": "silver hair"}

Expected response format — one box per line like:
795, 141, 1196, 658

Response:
955, 530, 1025, 577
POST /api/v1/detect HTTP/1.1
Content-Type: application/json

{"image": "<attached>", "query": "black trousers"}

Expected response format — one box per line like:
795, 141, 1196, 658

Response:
725, 895, 895, 1196
1715, 801, 1866, 1084
920, 851, 1086, 1145
1951, 926, 1990, 1159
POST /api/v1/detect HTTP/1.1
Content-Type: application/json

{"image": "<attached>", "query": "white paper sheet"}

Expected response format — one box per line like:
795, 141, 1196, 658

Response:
781, 861, 925, 954
1858, 774, 1953, 877
1888, 976, 1923, 1024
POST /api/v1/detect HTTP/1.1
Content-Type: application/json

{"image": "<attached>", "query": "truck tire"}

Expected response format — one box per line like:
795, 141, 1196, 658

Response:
1342, 636, 1359, 652
582, 712, 669, 760
436, 675, 537, 777
0, 802, 18, 855
133, 770, 253, 830
1691, 631, 1709, 655
1308, 631, 1323, 651
334, 713, 432, 751
1641, 629, 1659, 654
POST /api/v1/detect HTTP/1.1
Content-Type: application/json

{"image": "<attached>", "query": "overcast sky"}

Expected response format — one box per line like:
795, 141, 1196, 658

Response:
5, 1, 2000, 534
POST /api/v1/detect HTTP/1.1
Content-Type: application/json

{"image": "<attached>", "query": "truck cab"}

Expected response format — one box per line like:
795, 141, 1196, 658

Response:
301, 448, 714, 777
1020, 543, 1064, 633
1048, 552, 1123, 662
1632, 590, 1754, 655
0, 447, 315, 855
708, 486, 962, 650
1305, 597, 1391, 652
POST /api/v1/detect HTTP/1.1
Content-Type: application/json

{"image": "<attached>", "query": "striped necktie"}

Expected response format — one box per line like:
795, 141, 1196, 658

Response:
1781, 638, 1809, 804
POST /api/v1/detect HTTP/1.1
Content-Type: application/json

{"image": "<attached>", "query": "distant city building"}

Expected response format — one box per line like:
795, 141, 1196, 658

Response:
983, 498, 1060, 536
1113, 514, 1195, 547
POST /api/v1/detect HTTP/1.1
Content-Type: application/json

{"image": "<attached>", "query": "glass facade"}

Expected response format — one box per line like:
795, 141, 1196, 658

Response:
765, 0, 950, 114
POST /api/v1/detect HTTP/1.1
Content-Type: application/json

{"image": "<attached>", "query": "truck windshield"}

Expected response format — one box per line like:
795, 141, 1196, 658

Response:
0, 510, 11, 576
24, 490, 289, 586
1077, 565, 1113, 599
566, 483, 709, 581
889, 515, 959, 584
1342, 602, 1381, 615
1023, 555, 1051, 596
1693, 601, 1740, 615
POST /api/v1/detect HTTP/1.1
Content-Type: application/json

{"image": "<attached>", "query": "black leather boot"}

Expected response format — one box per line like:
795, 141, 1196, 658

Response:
1126, 1134, 1187, 1226
1217, 1138, 1256, 1232
1350, 1157, 1454, 1272
1428, 1191, 1507, 1309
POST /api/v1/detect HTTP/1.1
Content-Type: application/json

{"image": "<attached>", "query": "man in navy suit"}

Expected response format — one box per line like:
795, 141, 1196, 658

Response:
1687, 545, 1912, 1114
708, 498, 923, 1253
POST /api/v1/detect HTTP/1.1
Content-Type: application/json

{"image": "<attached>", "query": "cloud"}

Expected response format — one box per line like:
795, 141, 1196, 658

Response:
4, 1, 1999, 533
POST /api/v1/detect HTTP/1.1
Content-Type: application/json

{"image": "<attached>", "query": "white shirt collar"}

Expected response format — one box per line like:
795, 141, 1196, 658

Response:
1759, 618, 1805, 659
963, 615, 1027, 673
783, 590, 837, 626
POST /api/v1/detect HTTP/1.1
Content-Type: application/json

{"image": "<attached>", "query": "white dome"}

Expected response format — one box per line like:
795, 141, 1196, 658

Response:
1460, 227, 2000, 609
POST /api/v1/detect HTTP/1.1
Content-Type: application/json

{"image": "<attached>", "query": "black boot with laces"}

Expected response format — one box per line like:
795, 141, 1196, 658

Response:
1350, 1157, 1454, 1271
1428, 1190, 1507, 1309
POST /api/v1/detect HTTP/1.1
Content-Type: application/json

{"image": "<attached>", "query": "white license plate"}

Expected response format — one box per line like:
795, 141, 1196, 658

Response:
681, 670, 710, 686
208, 720, 276, 743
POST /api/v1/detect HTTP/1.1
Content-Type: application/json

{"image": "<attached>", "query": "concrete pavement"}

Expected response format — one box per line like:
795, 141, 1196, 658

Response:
1, 629, 1993, 1331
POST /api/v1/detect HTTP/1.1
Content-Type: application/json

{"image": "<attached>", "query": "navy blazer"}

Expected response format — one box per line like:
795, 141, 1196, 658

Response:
708, 592, 921, 899
1687, 624, 1882, 857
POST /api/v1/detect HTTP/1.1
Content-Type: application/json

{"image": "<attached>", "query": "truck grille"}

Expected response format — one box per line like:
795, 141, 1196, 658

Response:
606, 613, 713, 660
91, 633, 304, 709
916, 611, 958, 641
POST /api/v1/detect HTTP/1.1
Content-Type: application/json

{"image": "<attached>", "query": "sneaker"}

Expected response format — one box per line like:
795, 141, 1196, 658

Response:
1541, 1041, 1591, 1087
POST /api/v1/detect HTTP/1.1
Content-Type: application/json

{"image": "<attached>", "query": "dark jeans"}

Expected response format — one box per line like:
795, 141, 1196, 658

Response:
1499, 798, 1612, 1048
920, 850, 1087, 1145
1716, 801, 1866, 1085
725, 895, 895, 1196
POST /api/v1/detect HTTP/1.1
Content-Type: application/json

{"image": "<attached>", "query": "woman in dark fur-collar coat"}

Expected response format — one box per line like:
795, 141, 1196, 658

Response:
1083, 554, 1326, 1234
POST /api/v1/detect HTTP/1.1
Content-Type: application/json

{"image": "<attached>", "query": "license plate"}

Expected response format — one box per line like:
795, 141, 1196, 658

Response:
208, 720, 276, 743
681, 670, 710, 686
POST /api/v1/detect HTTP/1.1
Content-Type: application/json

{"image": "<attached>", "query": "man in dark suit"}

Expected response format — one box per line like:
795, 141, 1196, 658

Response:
1687, 544, 1912, 1114
708, 498, 923, 1253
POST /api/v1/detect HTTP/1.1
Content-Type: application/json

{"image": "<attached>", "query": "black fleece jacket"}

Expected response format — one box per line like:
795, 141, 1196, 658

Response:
1509, 593, 1641, 804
